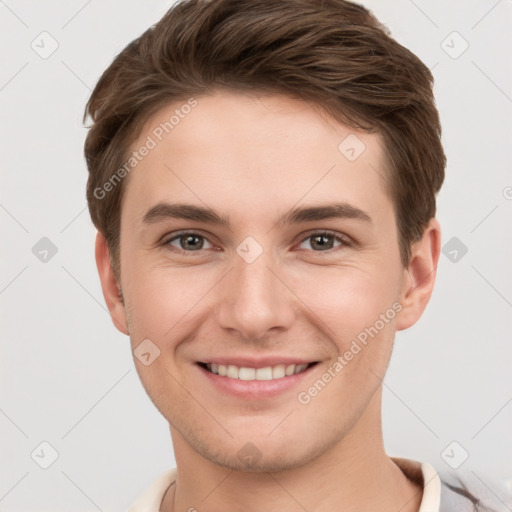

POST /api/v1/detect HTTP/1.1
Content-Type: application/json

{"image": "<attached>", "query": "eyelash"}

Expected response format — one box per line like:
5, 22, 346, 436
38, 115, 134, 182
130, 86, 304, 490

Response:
161, 230, 352, 255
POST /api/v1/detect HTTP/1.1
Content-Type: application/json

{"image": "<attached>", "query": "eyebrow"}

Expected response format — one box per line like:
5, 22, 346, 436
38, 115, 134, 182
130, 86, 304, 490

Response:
141, 201, 372, 227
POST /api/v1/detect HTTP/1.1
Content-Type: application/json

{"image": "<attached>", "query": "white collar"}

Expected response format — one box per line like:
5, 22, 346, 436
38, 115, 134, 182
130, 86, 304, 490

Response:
127, 458, 441, 512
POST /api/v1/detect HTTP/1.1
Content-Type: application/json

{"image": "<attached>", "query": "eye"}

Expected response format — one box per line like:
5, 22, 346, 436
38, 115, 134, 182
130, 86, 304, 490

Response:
161, 230, 350, 255
297, 231, 350, 252
165, 232, 214, 252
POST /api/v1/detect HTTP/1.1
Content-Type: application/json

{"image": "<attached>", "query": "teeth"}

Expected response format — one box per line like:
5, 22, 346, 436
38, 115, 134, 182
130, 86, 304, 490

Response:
272, 364, 285, 379
255, 367, 273, 380
207, 363, 310, 380
226, 365, 238, 379
294, 364, 308, 374
239, 367, 256, 380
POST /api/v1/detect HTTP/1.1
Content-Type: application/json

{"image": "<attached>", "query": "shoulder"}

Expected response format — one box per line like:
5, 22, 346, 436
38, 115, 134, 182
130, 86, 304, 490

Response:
127, 468, 177, 512
392, 457, 512, 512
437, 468, 512, 512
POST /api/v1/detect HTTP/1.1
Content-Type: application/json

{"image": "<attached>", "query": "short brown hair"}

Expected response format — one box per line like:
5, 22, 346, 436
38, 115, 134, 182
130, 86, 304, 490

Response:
84, 0, 446, 279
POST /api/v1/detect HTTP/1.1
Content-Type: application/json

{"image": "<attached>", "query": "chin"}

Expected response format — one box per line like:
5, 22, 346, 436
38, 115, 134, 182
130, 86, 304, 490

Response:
186, 424, 340, 474
201, 445, 316, 473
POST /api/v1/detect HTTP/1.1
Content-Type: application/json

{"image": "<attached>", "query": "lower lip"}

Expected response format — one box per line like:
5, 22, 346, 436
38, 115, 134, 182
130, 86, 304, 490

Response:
197, 364, 317, 399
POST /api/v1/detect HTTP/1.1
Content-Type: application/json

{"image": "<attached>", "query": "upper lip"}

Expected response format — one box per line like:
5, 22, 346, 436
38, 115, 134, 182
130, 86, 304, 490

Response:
198, 357, 318, 367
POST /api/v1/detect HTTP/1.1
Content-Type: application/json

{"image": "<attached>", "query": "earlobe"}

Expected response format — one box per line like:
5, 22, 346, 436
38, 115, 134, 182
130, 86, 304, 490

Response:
95, 232, 129, 335
396, 219, 441, 331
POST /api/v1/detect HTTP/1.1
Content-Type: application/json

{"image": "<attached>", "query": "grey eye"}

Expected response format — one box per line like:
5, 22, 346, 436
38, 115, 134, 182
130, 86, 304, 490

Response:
298, 233, 343, 251
168, 233, 213, 251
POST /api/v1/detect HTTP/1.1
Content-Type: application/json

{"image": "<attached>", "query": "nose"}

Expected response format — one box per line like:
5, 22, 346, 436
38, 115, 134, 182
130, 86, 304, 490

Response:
215, 249, 296, 340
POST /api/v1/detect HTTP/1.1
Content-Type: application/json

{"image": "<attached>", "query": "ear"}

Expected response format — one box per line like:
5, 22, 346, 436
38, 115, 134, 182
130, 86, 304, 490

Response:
95, 231, 129, 335
396, 218, 441, 331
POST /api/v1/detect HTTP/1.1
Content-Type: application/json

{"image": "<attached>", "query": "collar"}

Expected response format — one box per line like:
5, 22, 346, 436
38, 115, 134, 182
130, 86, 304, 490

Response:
128, 458, 442, 512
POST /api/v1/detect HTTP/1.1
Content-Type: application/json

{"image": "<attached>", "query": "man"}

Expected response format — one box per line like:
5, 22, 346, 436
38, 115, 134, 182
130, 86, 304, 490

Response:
83, 0, 511, 510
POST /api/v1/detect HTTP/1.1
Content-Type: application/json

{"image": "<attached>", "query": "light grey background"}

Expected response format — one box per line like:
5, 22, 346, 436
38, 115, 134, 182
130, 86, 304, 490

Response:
1, 1, 511, 510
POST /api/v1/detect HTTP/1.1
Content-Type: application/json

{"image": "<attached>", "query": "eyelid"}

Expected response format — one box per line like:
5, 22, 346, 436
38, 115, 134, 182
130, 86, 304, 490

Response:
160, 228, 211, 243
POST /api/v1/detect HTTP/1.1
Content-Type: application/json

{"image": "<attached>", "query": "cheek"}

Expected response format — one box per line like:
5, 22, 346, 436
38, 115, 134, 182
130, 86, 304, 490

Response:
122, 260, 223, 342
286, 262, 400, 343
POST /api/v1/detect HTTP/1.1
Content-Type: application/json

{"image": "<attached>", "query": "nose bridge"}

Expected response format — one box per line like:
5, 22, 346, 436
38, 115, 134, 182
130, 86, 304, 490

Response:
215, 241, 294, 339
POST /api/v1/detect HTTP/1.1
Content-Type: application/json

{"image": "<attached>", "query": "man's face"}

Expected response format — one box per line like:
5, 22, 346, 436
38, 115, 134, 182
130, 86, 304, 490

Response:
115, 91, 409, 471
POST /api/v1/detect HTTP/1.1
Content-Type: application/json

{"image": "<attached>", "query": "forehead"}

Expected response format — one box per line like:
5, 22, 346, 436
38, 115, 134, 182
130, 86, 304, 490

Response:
122, 91, 391, 228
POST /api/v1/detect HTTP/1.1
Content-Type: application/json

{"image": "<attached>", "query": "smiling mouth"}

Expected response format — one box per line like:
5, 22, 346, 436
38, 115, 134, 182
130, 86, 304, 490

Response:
198, 362, 318, 381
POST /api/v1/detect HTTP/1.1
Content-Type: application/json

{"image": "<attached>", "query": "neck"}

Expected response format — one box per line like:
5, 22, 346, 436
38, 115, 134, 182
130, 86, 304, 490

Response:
161, 393, 422, 512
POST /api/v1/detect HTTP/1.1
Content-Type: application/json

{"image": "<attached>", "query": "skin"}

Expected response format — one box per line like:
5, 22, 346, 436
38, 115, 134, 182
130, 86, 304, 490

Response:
96, 91, 441, 512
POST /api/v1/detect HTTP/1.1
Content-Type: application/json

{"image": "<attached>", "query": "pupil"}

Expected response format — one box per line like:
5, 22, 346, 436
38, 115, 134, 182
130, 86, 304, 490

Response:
183, 235, 202, 250
313, 234, 332, 250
